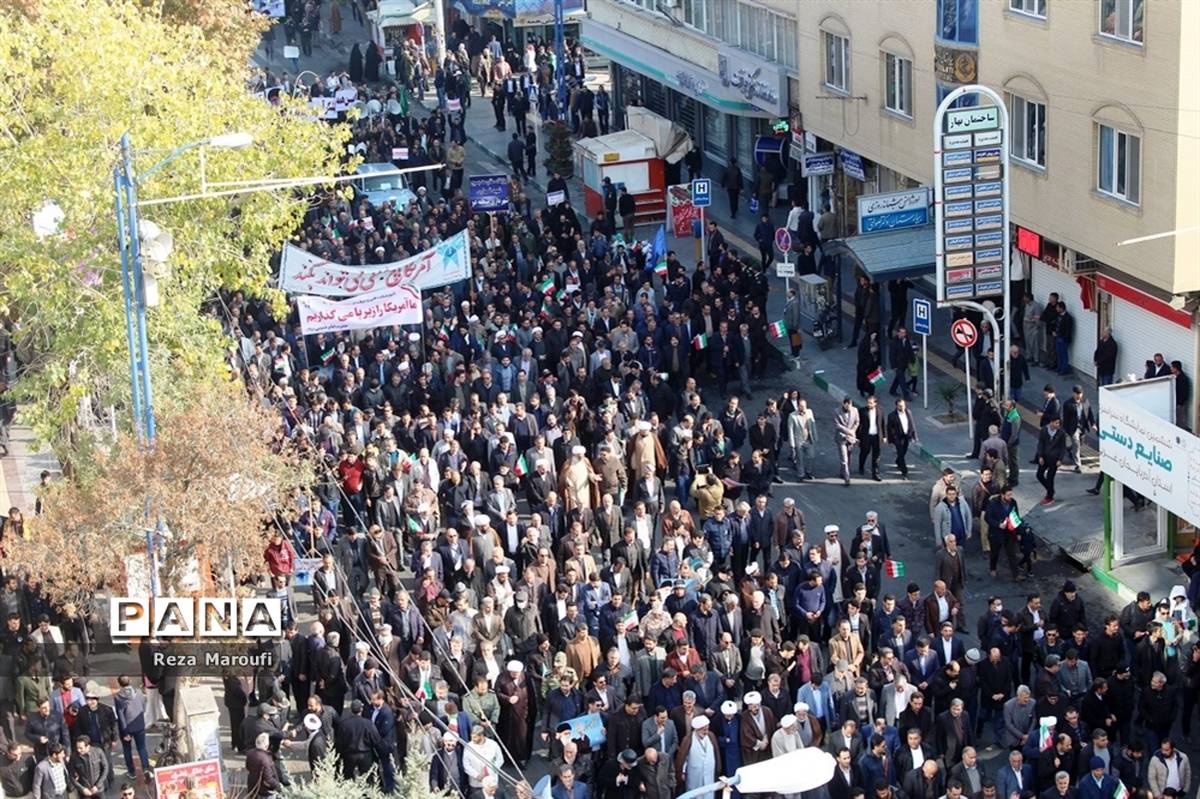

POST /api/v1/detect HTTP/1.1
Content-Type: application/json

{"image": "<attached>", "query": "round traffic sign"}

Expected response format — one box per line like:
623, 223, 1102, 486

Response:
774, 228, 792, 253
950, 318, 978, 349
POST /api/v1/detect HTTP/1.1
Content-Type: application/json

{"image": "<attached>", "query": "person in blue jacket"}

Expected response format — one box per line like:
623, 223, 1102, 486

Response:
1078, 757, 1121, 799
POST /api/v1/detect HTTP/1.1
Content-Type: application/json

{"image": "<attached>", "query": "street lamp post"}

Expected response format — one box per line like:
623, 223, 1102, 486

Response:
554, 0, 567, 119
109, 132, 443, 595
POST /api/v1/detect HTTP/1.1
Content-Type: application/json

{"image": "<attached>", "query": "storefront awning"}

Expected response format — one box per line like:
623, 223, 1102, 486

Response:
369, 0, 434, 29
581, 20, 782, 117
825, 226, 936, 281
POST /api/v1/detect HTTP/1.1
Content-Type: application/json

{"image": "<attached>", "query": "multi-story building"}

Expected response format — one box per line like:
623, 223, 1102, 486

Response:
586, 0, 1199, 426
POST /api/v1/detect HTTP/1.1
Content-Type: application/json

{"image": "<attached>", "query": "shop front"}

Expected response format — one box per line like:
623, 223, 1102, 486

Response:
581, 19, 788, 184
1099, 377, 1199, 570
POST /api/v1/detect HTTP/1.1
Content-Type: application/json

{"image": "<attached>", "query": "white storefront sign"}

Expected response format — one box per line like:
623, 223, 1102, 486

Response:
716, 46, 787, 116
1100, 378, 1200, 525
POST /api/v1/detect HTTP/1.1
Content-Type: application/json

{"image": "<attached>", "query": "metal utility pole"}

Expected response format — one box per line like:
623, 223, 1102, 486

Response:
432, 0, 447, 66
554, 0, 567, 118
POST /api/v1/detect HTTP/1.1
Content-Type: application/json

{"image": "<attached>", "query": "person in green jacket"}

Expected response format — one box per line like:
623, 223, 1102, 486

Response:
16, 661, 50, 717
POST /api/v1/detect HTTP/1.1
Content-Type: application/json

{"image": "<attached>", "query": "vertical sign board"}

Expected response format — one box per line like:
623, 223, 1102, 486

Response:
933, 93, 1010, 303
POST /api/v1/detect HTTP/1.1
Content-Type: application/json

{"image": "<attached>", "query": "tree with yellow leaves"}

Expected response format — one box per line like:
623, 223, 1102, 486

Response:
0, 0, 348, 463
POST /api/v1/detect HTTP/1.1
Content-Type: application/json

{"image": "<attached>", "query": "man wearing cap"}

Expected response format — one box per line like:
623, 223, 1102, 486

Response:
599, 748, 644, 799
1078, 756, 1120, 799
496, 660, 532, 768
739, 692, 776, 765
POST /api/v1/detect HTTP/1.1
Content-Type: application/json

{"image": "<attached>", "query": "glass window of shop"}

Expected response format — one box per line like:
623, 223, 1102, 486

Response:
702, 107, 729, 165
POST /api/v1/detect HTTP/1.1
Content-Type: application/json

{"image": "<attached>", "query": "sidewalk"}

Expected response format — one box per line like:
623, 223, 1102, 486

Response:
0, 425, 58, 515
801, 304, 1177, 604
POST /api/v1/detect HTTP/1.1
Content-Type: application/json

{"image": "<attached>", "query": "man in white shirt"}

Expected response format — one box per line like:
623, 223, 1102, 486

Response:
858, 396, 884, 481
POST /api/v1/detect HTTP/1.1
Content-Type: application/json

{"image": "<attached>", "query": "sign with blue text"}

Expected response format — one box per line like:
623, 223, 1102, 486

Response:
801, 152, 834, 177
691, 178, 712, 208
933, 89, 1010, 302
469, 174, 511, 213
858, 188, 931, 233
912, 297, 932, 336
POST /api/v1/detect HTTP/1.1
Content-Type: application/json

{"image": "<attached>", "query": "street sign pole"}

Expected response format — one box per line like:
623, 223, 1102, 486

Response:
911, 297, 932, 410
933, 85, 1012, 402
922, 333, 928, 410
951, 317, 979, 440
692, 178, 712, 267
965, 347, 973, 434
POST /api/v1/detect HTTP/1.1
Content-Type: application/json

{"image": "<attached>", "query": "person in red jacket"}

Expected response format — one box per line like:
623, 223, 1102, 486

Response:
336, 451, 366, 529
263, 530, 297, 581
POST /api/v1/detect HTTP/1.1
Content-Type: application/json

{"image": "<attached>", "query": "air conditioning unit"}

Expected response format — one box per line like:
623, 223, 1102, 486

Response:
1060, 247, 1098, 274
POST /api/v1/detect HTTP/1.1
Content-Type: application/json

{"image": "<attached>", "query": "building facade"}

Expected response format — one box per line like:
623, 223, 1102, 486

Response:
585, 0, 1199, 423
581, 0, 799, 188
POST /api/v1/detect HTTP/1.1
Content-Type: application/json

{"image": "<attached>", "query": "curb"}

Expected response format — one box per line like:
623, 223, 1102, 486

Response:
1089, 564, 1139, 602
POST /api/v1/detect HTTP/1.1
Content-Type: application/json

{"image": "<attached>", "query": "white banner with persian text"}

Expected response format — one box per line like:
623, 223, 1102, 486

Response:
298, 285, 422, 335
1099, 379, 1200, 524
280, 229, 470, 296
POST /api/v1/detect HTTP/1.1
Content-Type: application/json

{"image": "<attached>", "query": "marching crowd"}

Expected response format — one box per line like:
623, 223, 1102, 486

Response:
3, 14, 1200, 799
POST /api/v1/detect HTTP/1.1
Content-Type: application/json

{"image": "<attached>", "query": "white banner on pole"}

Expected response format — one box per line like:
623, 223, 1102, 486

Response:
298, 285, 422, 335
280, 229, 470, 296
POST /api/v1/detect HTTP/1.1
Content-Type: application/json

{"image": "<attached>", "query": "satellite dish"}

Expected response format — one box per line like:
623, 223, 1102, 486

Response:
138, 219, 174, 269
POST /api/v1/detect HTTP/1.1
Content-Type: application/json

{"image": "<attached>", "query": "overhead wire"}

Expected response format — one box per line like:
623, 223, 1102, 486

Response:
209, 287, 530, 792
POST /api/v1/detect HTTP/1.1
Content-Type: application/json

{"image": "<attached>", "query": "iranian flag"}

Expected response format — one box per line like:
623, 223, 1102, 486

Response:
1113, 781, 1128, 799
514, 454, 529, 477
536, 276, 555, 294
884, 559, 905, 578
693, 333, 709, 350
867, 367, 886, 387
407, 515, 423, 533
1038, 716, 1056, 750
654, 259, 668, 279
768, 320, 787, 338
1003, 508, 1022, 531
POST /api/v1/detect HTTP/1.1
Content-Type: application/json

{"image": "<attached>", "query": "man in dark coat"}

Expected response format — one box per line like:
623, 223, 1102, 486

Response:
496, 661, 533, 767
1036, 417, 1067, 504
720, 160, 742, 218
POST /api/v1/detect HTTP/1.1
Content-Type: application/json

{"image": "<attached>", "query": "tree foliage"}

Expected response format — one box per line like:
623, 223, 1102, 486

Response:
283, 742, 454, 799
0, 0, 348, 457
4, 381, 311, 607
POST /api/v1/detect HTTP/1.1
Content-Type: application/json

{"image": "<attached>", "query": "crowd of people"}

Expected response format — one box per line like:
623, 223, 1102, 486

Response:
3, 7, 1200, 799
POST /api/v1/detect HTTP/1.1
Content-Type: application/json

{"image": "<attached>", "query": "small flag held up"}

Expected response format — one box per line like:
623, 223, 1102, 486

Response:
536, 276, 555, 295
884, 559, 905, 578
867, 367, 886, 387
692, 333, 709, 351
769, 320, 787, 338
514, 454, 529, 477
1003, 508, 1022, 531
652, 225, 668, 278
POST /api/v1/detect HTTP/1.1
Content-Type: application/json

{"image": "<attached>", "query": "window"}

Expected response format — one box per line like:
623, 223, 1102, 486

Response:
1100, 0, 1144, 43
884, 53, 912, 117
1097, 124, 1141, 204
824, 32, 849, 92
1010, 0, 1046, 17
937, 0, 978, 43
1009, 95, 1046, 167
